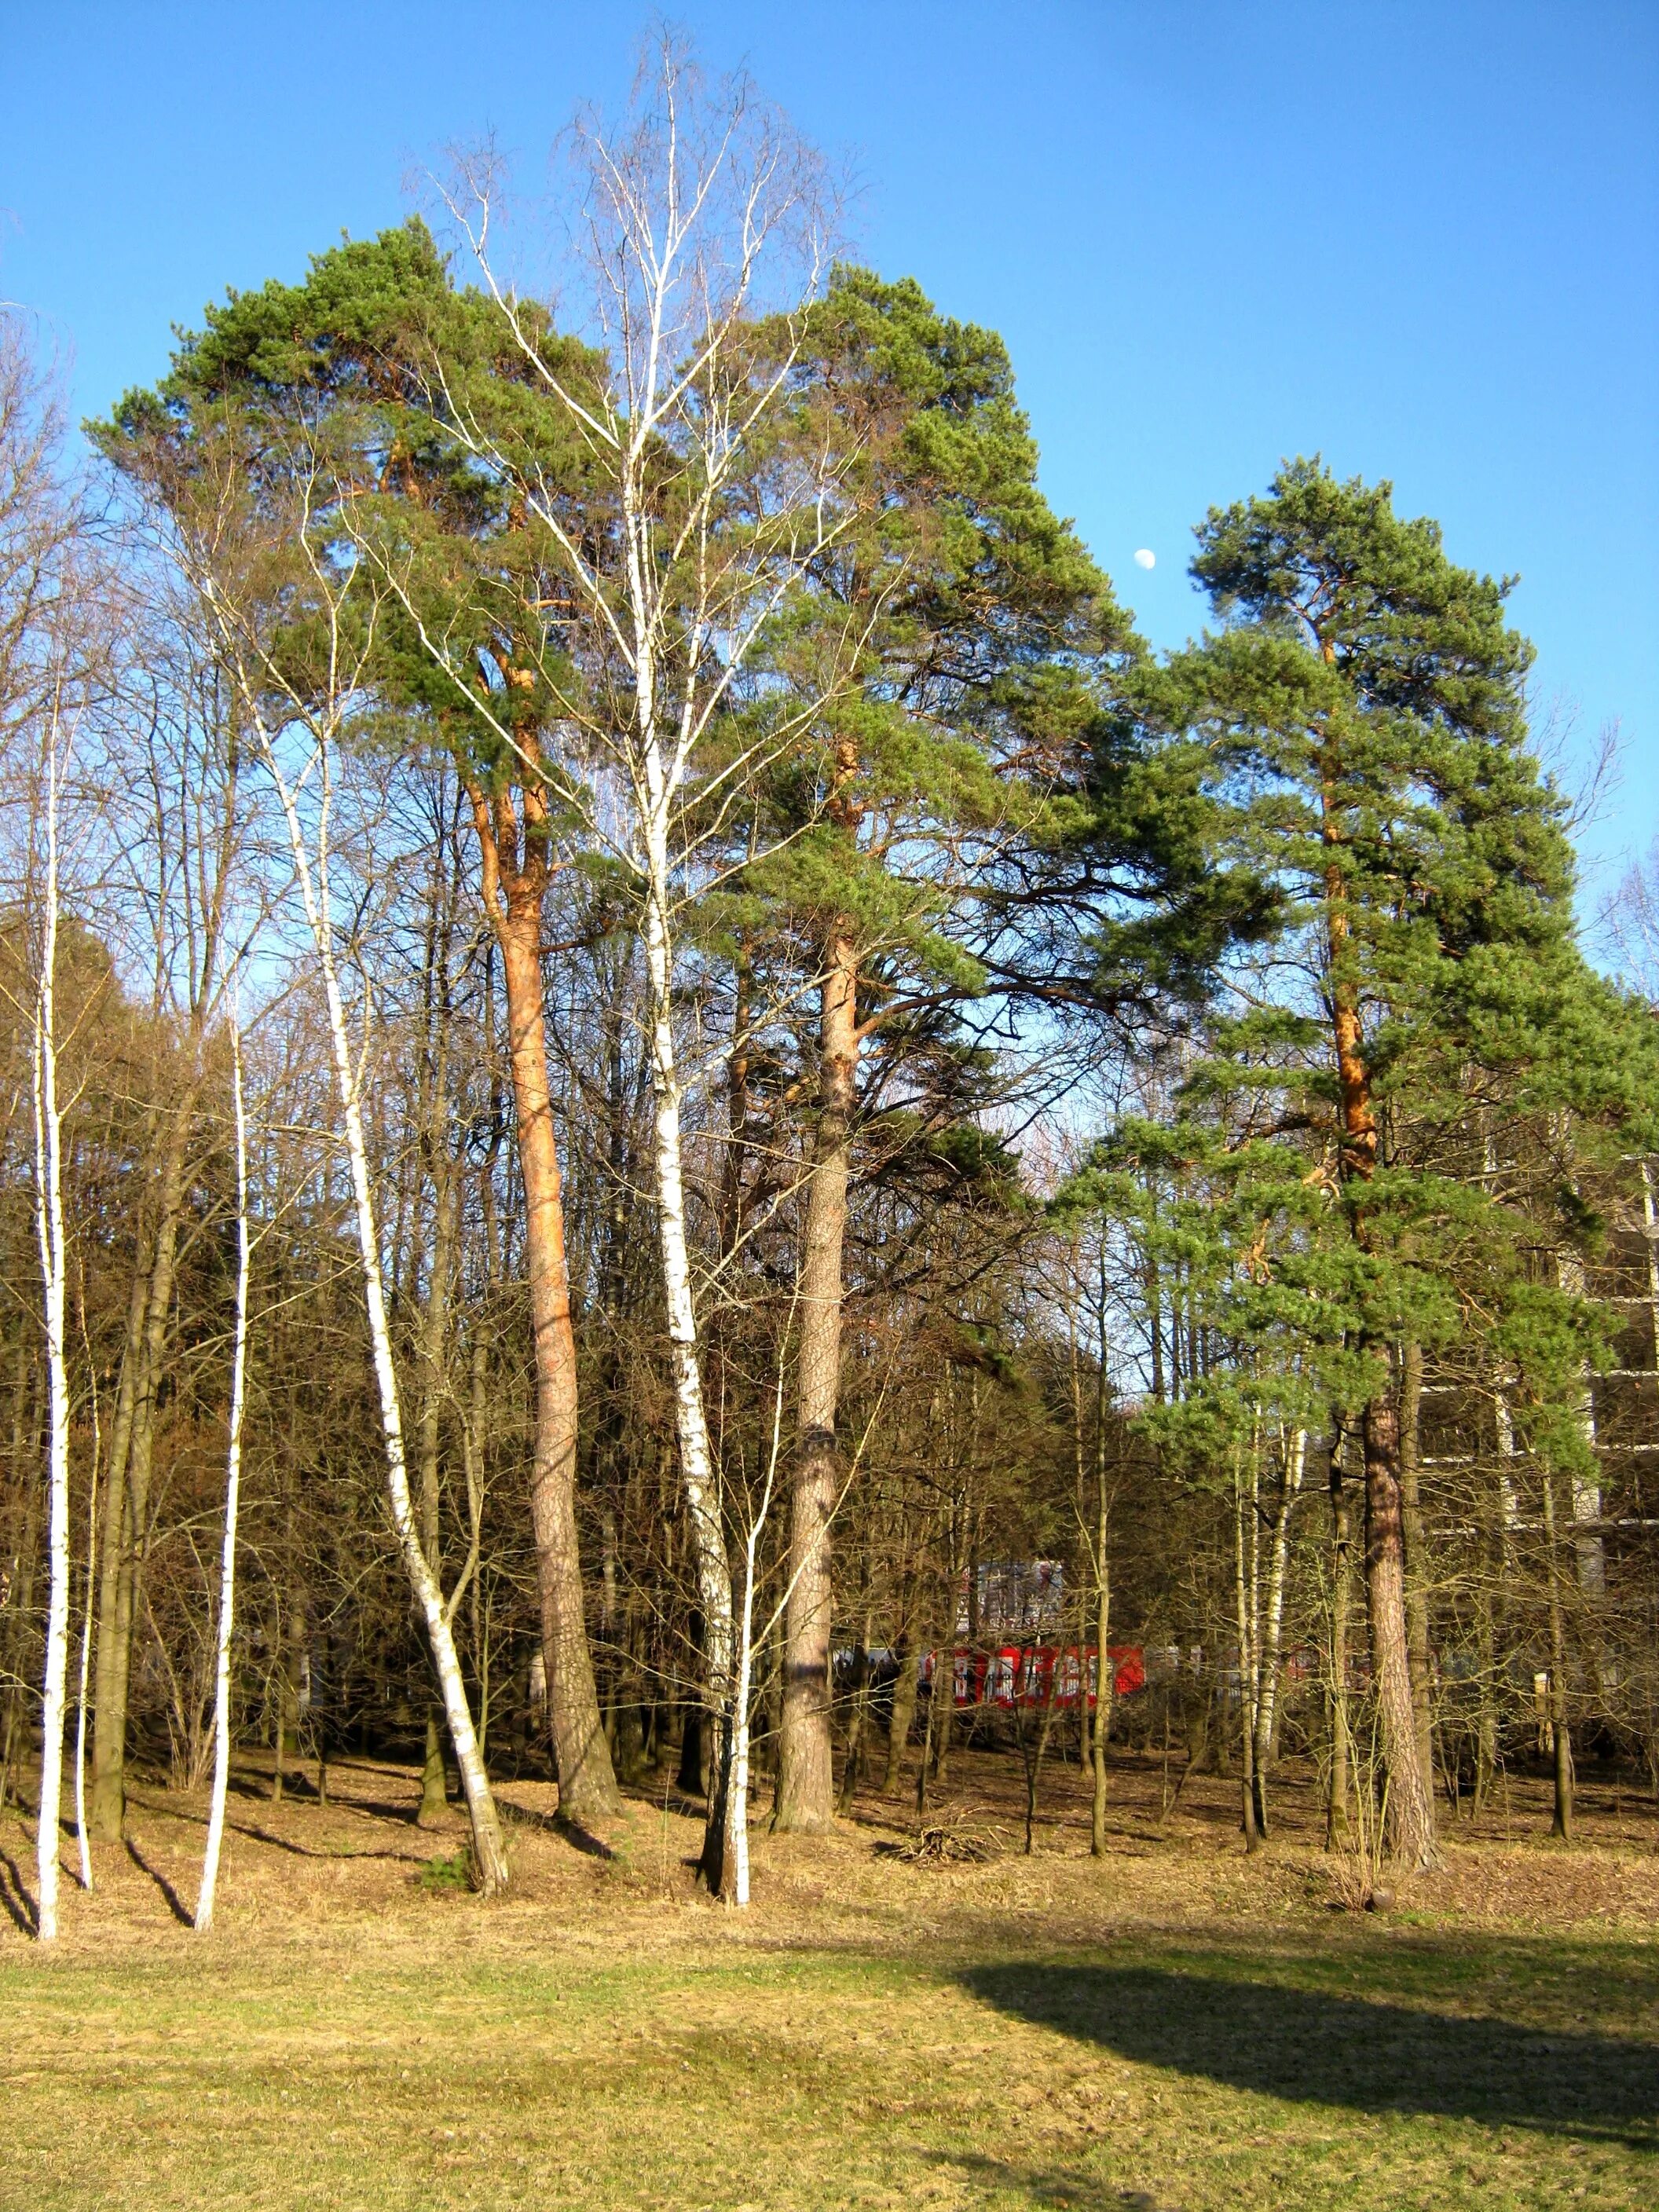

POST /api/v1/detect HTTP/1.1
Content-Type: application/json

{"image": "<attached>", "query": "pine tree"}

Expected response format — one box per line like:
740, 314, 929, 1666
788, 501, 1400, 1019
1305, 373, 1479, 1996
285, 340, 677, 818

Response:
1159, 458, 1655, 1866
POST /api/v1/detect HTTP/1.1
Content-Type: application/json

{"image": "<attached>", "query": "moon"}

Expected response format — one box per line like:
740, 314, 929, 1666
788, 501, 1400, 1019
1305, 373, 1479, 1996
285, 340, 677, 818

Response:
1133, 548, 1156, 570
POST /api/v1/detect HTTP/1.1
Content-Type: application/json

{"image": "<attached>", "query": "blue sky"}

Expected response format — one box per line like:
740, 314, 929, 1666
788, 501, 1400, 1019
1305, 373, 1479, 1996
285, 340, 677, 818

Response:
4, 2, 1654, 895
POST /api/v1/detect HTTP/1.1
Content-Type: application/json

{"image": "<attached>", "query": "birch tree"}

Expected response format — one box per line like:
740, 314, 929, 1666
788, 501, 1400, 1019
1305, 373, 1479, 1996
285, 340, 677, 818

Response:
390, 37, 868, 1894
28, 688, 71, 1939
195, 999, 251, 1932
135, 434, 514, 1892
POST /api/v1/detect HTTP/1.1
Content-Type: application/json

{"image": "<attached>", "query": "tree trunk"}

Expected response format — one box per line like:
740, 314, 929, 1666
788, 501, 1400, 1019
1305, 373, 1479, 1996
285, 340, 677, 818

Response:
1326, 1435, 1352, 1849
776, 925, 858, 1832
196, 1014, 251, 1933
488, 850, 619, 1829
31, 782, 71, 1940
1232, 1449, 1260, 1854
641, 836, 737, 1894
265, 737, 507, 1892
1397, 1342, 1435, 1806
0, 1340, 38, 1812
1089, 1302, 1112, 1856
1541, 1466, 1575, 1842
1362, 1390, 1437, 1868
836, 1606, 875, 1816
86, 1259, 145, 1839
1251, 1427, 1305, 1829
884, 1637, 919, 1796
416, 1133, 459, 1828
90, 1093, 200, 1841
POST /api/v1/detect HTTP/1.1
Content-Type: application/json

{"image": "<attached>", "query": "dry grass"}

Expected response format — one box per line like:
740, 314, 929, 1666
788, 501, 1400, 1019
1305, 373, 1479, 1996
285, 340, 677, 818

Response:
2, 1743, 1656, 2210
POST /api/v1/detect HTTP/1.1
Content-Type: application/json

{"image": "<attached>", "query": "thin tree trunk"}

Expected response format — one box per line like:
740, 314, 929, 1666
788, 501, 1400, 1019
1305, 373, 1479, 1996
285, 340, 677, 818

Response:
90, 1099, 200, 1841
31, 733, 71, 1941
836, 1604, 875, 1817
884, 1636, 919, 1796
1541, 1465, 1575, 1842
1232, 1448, 1260, 1854
264, 735, 508, 1893
71, 1446, 94, 1893
0, 1340, 37, 1811
416, 1134, 459, 1828
1398, 1342, 1434, 1806
196, 1010, 251, 1933
1089, 1291, 1111, 1856
777, 923, 857, 1832
87, 1258, 146, 1838
1251, 1427, 1306, 1827
1327, 1434, 1352, 1850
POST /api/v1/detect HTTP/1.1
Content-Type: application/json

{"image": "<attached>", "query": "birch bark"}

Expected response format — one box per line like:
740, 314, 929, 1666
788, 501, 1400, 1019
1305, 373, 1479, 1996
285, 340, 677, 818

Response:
31, 717, 70, 1941
258, 728, 509, 1894
196, 1007, 251, 1932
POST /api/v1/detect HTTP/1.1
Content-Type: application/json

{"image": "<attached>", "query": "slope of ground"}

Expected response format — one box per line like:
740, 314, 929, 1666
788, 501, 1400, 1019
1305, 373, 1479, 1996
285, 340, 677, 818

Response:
2, 1746, 1655, 2210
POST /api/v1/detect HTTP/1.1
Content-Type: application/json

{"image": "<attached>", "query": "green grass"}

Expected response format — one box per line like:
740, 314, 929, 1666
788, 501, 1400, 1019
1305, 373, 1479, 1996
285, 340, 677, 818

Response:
5, 1920, 1656, 2210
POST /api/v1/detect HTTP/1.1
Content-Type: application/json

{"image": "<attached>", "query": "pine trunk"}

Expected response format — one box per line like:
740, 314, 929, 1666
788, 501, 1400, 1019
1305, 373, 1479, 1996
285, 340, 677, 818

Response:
1327, 1438, 1353, 1849
495, 884, 619, 1828
776, 928, 858, 1830
1362, 1392, 1437, 1867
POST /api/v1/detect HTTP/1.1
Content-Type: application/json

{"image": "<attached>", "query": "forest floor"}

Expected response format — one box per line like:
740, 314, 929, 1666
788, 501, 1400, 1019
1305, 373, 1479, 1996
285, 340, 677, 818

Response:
1, 1740, 1656, 2211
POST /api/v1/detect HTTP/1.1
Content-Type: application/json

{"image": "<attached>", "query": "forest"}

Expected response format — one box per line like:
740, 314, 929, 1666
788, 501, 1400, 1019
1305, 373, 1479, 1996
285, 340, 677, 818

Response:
2, 35, 1658, 2210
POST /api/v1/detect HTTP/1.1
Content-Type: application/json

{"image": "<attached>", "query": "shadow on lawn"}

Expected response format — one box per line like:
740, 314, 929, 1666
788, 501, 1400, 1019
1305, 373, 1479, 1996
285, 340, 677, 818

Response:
0, 1842, 36, 1933
925, 2153, 1164, 2211
963, 1962, 1659, 2148
124, 1837, 192, 1925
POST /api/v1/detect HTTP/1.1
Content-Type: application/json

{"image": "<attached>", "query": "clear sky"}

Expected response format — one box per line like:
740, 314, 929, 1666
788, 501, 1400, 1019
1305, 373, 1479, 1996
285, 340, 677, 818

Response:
4, 2, 1654, 895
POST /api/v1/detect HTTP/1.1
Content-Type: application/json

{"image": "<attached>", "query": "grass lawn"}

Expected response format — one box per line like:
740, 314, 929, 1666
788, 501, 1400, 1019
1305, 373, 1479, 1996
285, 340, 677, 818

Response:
3, 1749, 1656, 2210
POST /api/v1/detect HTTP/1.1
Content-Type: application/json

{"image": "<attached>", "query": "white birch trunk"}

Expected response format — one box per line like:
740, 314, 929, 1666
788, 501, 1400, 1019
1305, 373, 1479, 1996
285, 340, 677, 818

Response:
72, 1463, 93, 1892
31, 723, 71, 1942
196, 1007, 251, 1933
1253, 1427, 1306, 1776
640, 817, 738, 1888
261, 735, 510, 1895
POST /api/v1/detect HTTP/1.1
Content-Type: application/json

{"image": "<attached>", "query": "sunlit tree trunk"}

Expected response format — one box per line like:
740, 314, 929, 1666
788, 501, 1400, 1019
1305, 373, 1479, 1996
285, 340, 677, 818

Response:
196, 1009, 251, 1932
30, 719, 71, 1941
1363, 1390, 1437, 1866
777, 922, 857, 1832
1232, 1447, 1260, 1854
640, 816, 737, 1892
1251, 1427, 1306, 1835
1326, 1436, 1353, 1849
468, 782, 617, 1827
260, 729, 508, 1894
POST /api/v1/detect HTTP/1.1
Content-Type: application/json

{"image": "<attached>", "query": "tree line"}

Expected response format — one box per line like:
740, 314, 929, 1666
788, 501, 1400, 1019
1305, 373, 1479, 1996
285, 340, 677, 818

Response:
3, 43, 1656, 1932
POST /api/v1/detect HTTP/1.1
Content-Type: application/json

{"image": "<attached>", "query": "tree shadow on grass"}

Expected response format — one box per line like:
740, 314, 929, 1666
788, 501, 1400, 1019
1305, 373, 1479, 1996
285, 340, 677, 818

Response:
124, 1837, 192, 1926
0, 1843, 36, 1933
226, 1820, 421, 1864
962, 1962, 1659, 2150
922, 2152, 1163, 2210
496, 1795, 616, 1860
